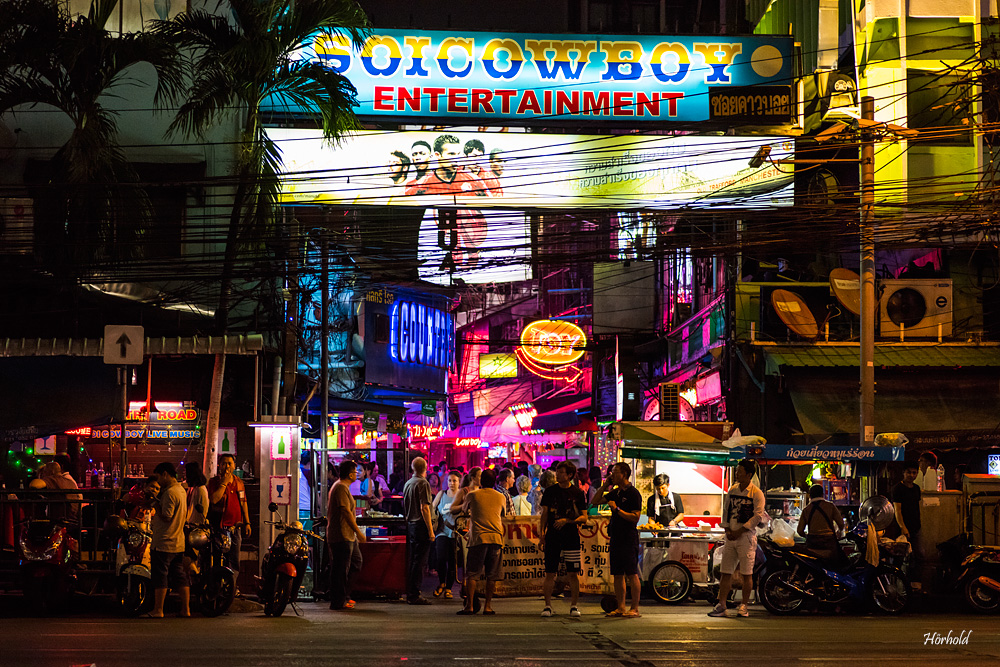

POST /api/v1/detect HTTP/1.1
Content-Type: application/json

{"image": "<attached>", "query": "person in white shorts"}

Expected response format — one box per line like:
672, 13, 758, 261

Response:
709, 459, 767, 618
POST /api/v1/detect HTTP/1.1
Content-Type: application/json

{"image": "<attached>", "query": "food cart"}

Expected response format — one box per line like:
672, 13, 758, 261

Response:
610, 420, 743, 604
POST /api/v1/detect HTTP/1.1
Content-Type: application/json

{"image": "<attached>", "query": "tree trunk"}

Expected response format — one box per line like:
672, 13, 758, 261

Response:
203, 353, 226, 478
214, 174, 250, 334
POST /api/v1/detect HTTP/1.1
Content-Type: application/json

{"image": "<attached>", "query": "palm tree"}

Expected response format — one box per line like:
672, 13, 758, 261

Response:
153, 0, 369, 333
0, 0, 183, 269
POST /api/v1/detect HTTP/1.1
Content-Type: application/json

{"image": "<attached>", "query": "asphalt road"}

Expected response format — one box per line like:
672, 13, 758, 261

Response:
3, 595, 999, 667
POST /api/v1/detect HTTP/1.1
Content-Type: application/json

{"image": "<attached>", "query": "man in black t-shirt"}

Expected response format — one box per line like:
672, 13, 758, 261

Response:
892, 462, 921, 555
539, 461, 588, 618
592, 462, 643, 618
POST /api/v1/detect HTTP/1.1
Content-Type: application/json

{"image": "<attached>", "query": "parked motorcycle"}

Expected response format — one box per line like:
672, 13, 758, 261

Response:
259, 502, 326, 617
17, 519, 78, 615
186, 517, 237, 617
104, 514, 153, 616
757, 496, 911, 615
937, 533, 1000, 614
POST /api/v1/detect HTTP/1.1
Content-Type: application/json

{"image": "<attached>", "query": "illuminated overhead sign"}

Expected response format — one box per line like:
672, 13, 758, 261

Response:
456, 437, 482, 448
269, 129, 794, 211
479, 353, 518, 379
275, 30, 793, 124
508, 403, 541, 435
389, 301, 454, 368
409, 424, 445, 439
515, 320, 587, 383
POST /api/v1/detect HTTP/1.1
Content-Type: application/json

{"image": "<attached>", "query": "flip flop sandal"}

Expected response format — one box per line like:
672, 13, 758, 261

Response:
623, 611, 642, 618
456, 609, 477, 615
444, 590, 453, 598
482, 610, 496, 615
605, 609, 624, 617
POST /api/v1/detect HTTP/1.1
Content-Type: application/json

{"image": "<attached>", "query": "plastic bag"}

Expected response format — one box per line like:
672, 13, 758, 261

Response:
771, 519, 795, 547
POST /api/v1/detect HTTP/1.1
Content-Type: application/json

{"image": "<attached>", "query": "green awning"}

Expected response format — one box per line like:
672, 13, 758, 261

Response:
763, 344, 1000, 375
620, 446, 736, 465
611, 421, 740, 465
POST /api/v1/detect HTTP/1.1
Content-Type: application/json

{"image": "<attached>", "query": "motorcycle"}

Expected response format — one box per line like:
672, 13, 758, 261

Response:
258, 502, 326, 617
937, 533, 1000, 614
104, 514, 154, 616
186, 517, 237, 617
17, 519, 78, 615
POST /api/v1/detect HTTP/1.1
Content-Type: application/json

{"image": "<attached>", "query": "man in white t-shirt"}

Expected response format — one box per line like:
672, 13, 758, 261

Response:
709, 459, 768, 618
915, 452, 939, 492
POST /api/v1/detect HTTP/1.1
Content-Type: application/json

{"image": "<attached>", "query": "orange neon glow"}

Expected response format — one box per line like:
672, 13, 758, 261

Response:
519, 320, 586, 366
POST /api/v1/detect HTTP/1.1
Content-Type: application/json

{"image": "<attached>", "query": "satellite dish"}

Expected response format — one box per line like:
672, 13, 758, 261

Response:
859, 495, 895, 531
886, 288, 926, 328
771, 289, 820, 340
829, 268, 861, 317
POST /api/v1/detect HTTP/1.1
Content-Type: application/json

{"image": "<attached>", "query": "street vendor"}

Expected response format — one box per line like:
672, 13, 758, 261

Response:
645, 474, 685, 529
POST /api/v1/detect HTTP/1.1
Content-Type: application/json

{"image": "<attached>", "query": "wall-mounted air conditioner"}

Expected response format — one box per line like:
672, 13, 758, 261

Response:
0, 198, 33, 256
880, 279, 952, 339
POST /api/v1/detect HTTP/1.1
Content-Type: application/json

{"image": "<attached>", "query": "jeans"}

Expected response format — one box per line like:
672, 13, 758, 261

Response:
407, 521, 432, 600
435, 535, 457, 588
329, 540, 363, 609
227, 526, 242, 575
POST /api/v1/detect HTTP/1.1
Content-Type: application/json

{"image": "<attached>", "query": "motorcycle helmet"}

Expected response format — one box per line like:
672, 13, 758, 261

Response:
187, 527, 211, 549
104, 515, 128, 538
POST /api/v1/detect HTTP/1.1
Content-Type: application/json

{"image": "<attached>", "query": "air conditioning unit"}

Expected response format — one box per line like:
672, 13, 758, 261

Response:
0, 198, 33, 256
880, 279, 952, 339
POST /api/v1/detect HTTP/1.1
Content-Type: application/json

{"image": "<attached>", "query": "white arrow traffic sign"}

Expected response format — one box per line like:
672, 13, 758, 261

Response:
103, 325, 145, 365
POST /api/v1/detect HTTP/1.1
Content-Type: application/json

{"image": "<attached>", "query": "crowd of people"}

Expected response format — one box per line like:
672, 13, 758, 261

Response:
325, 454, 662, 618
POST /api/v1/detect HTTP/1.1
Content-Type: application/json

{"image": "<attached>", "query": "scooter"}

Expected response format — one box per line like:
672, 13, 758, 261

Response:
757, 521, 911, 615
17, 519, 78, 615
186, 518, 237, 617
258, 502, 326, 617
104, 514, 153, 616
937, 533, 1000, 614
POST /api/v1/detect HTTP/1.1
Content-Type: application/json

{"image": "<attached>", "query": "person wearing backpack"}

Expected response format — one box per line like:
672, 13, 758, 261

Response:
797, 484, 845, 561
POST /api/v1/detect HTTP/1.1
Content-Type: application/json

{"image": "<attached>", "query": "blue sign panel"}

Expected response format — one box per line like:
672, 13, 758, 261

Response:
276, 29, 794, 123
754, 445, 905, 462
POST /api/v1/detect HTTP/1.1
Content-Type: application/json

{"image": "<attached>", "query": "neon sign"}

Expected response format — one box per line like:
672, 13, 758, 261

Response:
390, 301, 454, 369
409, 424, 444, 439
515, 319, 586, 383
509, 403, 541, 435
456, 437, 481, 448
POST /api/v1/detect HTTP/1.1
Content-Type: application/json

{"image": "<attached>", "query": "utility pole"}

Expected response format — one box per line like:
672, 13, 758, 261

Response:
859, 96, 876, 447
320, 233, 330, 457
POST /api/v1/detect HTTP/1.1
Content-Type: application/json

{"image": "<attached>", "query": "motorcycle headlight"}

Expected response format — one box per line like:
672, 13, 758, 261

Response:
283, 534, 308, 555
19, 532, 63, 561
127, 531, 145, 548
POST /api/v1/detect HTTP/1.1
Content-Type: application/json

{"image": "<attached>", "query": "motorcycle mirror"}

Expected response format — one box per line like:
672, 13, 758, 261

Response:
268, 502, 278, 513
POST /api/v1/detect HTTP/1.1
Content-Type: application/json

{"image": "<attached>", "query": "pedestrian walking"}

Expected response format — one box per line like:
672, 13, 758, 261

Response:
709, 459, 767, 618
328, 460, 365, 610
149, 462, 190, 618
403, 456, 435, 605
432, 471, 461, 598
540, 461, 587, 618
592, 462, 643, 618
457, 468, 505, 615
512, 475, 532, 515
495, 468, 515, 516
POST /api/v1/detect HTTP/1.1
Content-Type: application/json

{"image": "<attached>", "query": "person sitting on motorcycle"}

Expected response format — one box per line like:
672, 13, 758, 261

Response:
796, 485, 846, 562
123, 476, 160, 525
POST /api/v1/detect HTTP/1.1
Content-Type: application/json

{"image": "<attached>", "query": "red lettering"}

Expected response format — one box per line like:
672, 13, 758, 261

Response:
424, 87, 446, 112
374, 86, 394, 111
582, 91, 610, 115
495, 89, 517, 114
543, 90, 552, 115
555, 90, 579, 116
516, 90, 542, 115
470, 88, 494, 113
613, 91, 634, 116
636, 91, 660, 117
662, 91, 683, 117
398, 87, 421, 112
447, 88, 469, 112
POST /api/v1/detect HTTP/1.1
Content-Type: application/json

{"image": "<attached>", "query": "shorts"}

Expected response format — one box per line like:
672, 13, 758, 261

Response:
609, 541, 641, 576
466, 543, 503, 581
720, 533, 757, 576
544, 534, 582, 574
152, 550, 189, 590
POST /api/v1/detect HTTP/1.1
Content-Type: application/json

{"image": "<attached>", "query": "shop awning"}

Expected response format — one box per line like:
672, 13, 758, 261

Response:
480, 413, 565, 446
762, 343, 1000, 375
612, 421, 740, 465
784, 369, 1000, 451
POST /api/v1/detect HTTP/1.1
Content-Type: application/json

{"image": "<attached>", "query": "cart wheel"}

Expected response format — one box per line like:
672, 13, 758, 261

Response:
648, 560, 693, 605
600, 595, 619, 613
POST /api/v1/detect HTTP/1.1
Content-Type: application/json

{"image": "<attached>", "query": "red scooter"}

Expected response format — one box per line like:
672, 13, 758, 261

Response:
18, 519, 78, 614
